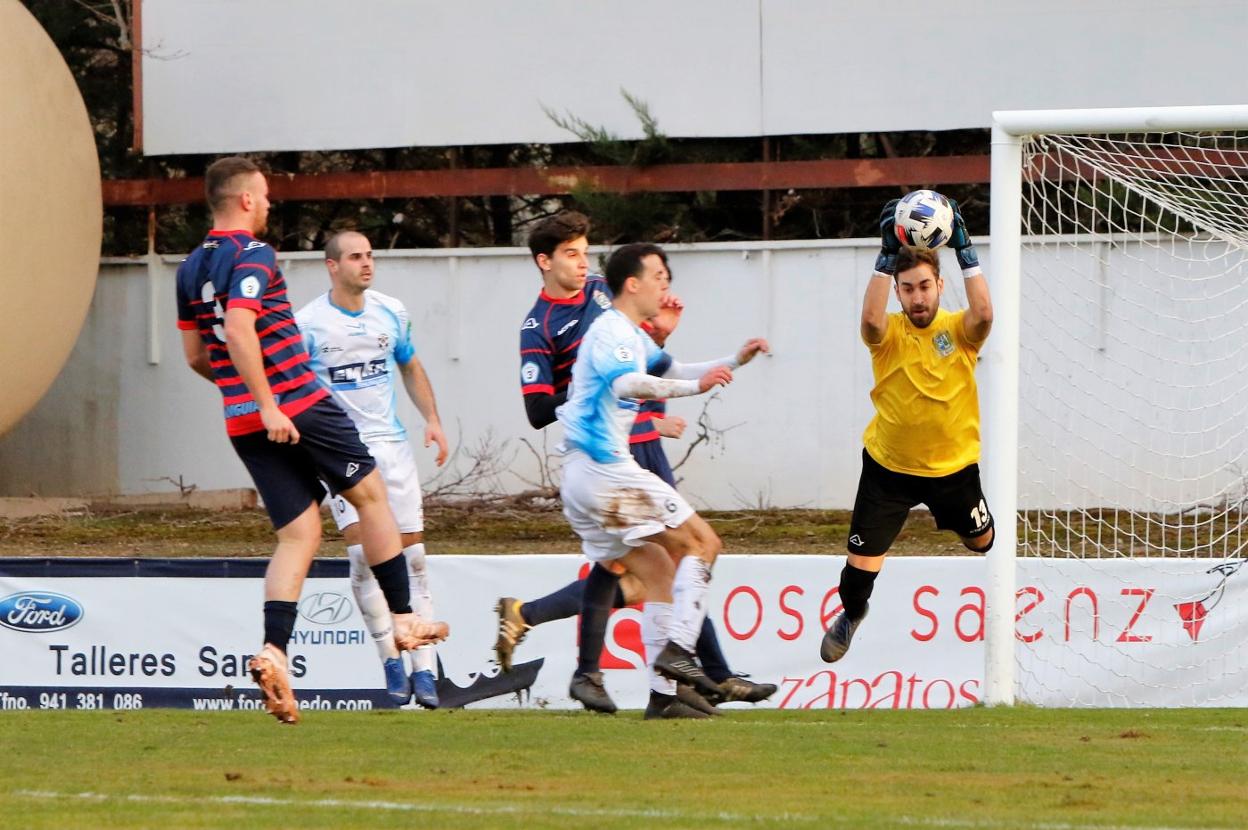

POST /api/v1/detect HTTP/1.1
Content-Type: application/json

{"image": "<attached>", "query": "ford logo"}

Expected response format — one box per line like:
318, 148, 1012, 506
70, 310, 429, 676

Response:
298, 592, 354, 626
0, 591, 84, 633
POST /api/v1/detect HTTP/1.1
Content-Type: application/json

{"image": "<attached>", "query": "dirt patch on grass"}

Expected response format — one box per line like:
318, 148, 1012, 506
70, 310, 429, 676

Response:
0, 503, 968, 558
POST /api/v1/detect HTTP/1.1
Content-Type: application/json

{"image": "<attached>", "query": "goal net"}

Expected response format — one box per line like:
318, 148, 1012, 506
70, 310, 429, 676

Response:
988, 108, 1248, 706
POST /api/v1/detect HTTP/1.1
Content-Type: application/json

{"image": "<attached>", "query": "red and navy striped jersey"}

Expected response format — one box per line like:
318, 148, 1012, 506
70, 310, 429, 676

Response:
175, 230, 326, 436
519, 276, 670, 444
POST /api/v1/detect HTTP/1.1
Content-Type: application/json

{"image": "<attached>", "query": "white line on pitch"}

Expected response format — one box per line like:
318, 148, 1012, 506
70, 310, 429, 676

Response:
11, 790, 1233, 830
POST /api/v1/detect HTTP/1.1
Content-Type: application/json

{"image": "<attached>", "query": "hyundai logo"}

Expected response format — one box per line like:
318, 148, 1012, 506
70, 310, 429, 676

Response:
298, 592, 354, 625
0, 591, 84, 633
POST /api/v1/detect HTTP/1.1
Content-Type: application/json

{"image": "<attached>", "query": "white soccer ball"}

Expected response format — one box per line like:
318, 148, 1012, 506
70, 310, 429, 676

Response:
893, 190, 954, 249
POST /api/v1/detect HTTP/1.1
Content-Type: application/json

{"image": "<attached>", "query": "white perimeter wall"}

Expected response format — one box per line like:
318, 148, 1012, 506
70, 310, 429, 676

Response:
140, 0, 1248, 154
3, 236, 1239, 510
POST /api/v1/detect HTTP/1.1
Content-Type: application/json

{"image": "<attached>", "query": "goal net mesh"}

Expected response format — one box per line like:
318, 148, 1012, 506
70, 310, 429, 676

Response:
1014, 129, 1248, 705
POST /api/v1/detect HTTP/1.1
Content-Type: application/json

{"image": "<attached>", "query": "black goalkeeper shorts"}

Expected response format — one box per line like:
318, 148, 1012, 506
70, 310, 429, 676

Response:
847, 448, 993, 555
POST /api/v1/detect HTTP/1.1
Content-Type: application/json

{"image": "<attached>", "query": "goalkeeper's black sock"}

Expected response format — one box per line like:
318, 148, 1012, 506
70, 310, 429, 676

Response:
262, 600, 298, 653
838, 563, 878, 622
370, 553, 412, 614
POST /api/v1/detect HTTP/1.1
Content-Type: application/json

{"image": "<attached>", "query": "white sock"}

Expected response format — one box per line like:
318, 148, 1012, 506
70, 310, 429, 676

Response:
404, 542, 436, 674
348, 543, 400, 662
642, 601, 676, 695
672, 556, 712, 652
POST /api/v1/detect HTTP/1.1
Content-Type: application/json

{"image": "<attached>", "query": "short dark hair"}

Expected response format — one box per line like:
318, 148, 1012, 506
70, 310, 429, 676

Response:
527, 211, 590, 262
205, 156, 262, 213
324, 230, 367, 262
895, 245, 941, 279
605, 242, 669, 296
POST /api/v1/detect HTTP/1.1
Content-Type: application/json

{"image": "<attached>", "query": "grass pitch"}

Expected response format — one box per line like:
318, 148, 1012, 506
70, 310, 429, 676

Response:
2, 708, 1244, 829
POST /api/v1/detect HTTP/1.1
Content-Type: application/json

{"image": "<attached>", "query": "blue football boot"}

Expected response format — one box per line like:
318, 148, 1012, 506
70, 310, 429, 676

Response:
410, 669, 439, 710
384, 657, 412, 705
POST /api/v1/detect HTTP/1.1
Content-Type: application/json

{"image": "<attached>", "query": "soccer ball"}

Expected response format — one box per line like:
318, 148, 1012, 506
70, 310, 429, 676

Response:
893, 190, 954, 249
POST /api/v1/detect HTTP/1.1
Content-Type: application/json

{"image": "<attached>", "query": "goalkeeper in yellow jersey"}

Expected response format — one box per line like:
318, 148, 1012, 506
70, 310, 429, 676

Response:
821, 198, 995, 663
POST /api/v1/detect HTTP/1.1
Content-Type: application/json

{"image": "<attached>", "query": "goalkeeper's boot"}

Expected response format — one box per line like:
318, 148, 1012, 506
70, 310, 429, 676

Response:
494, 597, 530, 673
410, 669, 439, 710
653, 641, 723, 703
676, 683, 721, 716
394, 613, 449, 651
819, 604, 868, 664
383, 657, 411, 706
569, 671, 617, 714
717, 674, 778, 704
644, 691, 711, 720
247, 643, 299, 725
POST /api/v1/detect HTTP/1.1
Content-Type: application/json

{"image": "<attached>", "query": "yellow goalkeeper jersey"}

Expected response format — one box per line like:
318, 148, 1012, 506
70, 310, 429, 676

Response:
862, 308, 986, 477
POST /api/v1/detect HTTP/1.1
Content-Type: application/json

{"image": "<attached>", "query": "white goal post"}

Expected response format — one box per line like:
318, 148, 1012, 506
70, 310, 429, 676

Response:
984, 105, 1248, 706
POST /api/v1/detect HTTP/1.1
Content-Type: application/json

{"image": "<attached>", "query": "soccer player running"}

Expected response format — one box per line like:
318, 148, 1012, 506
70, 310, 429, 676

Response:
558, 241, 769, 718
499, 212, 776, 713
820, 198, 994, 663
176, 158, 445, 724
296, 231, 451, 709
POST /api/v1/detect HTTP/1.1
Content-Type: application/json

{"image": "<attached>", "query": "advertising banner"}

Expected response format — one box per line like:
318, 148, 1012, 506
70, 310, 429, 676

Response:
1, 555, 1243, 712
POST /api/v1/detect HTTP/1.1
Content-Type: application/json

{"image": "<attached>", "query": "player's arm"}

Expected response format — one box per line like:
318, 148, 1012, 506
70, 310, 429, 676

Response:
659, 338, 770, 379
949, 199, 993, 343
863, 199, 901, 345
224, 307, 298, 444
398, 356, 449, 467
612, 368, 731, 400
180, 330, 213, 381
519, 323, 561, 429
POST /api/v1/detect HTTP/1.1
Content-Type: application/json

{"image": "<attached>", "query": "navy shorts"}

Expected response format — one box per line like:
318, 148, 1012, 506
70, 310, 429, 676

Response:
630, 438, 675, 487
230, 398, 376, 529
847, 449, 993, 555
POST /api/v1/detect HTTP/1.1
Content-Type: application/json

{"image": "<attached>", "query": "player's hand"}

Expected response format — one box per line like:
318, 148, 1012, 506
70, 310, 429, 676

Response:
736, 337, 771, 366
698, 365, 733, 392
648, 293, 684, 346
654, 415, 687, 439
948, 198, 981, 273
262, 407, 300, 444
425, 421, 449, 467
876, 198, 902, 276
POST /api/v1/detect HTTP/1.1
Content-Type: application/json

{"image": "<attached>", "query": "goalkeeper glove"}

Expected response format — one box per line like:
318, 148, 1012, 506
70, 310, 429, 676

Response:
948, 199, 982, 277
874, 198, 901, 276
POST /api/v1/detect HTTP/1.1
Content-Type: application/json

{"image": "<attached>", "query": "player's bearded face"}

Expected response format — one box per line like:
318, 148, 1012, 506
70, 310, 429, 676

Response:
543, 236, 589, 296
247, 173, 270, 235
895, 264, 943, 329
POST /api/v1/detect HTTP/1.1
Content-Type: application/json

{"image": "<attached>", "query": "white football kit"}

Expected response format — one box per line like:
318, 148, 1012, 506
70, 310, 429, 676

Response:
556, 308, 694, 562
297, 289, 424, 533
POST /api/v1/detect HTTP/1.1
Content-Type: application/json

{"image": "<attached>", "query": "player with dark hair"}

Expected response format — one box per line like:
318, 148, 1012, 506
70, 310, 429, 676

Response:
176, 158, 445, 724
557, 241, 769, 718
820, 198, 994, 663
297, 231, 451, 710
498, 213, 776, 714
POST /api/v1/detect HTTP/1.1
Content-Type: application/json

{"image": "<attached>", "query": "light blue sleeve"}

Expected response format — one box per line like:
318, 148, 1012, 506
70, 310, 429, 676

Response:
589, 327, 643, 389
383, 301, 416, 365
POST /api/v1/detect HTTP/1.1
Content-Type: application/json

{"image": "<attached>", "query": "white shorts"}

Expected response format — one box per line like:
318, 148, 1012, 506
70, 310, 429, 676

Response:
330, 439, 424, 533
559, 450, 694, 563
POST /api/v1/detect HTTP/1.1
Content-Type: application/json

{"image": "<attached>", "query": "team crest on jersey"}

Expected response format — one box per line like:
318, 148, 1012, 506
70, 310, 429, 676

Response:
593, 292, 611, 310
933, 331, 955, 357
521, 362, 540, 383
239, 276, 261, 299
613, 345, 634, 363
378, 333, 390, 350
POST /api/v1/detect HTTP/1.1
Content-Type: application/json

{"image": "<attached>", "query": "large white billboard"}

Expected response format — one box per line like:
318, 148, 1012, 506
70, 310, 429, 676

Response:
140, 0, 1247, 155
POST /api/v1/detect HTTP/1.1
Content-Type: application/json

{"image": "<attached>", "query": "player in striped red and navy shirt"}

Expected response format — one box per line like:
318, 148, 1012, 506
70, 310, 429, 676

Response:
176, 157, 445, 724
497, 211, 776, 712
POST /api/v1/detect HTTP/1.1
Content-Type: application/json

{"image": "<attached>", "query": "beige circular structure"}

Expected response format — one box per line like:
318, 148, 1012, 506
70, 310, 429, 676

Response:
0, 1, 102, 437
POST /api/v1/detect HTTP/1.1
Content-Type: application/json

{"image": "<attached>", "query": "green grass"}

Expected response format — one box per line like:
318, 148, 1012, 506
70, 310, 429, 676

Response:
2, 708, 1244, 829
